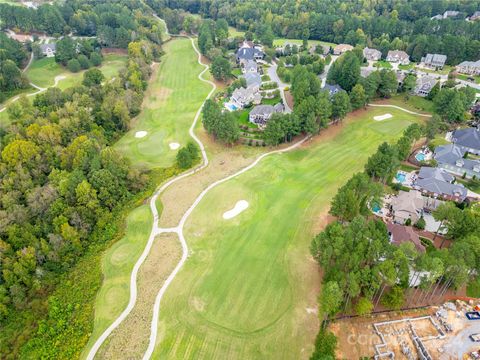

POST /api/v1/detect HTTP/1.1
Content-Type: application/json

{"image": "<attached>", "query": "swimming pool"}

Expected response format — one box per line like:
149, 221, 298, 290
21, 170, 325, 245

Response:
415, 152, 425, 162
372, 204, 381, 213
395, 172, 406, 183
225, 103, 238, 111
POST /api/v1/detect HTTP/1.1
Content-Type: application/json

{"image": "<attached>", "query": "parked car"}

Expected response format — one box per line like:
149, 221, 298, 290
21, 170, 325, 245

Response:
470, 333, 480, 342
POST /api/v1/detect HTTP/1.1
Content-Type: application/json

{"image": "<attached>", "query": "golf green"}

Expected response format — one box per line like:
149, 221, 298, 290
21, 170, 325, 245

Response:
151, 106, 423, 359
114, 38, 212, 169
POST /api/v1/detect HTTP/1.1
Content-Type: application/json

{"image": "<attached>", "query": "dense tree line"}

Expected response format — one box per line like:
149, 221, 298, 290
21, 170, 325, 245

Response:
202, 99, 239, 144
0, 35, 160, 357
156, 0, 480, 65
0, 33, 30, 100
0, 0, 164, 48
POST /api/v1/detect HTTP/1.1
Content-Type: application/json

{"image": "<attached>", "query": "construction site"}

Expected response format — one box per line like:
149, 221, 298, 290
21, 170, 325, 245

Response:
330, 300, 480, 360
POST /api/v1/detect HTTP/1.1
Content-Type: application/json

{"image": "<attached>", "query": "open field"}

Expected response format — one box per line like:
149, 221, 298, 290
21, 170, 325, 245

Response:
150, 105, 424, 359
26, 54, 127, 90
376, 94, 434, 114
228, 26, 245, 38
114, 38, 212, 169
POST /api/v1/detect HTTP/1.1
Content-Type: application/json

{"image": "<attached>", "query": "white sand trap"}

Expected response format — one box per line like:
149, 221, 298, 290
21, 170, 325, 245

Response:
135, 131, 148, 138
169, 142, 180, 150
373, 113, 393, 121
223, 200, 249, 220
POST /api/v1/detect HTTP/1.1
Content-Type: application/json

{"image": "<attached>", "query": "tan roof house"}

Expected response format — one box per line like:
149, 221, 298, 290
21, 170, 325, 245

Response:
386, 50, 410, 65
333, 44, 353, 55
391, 190, 424, 224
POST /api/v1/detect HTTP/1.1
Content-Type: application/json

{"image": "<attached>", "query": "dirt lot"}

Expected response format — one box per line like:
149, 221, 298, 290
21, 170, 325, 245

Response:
330, 301, 480, 360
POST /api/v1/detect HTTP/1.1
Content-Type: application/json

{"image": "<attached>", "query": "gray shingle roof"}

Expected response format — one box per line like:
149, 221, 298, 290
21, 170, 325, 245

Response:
236, 47, 264, 61
452, 127, 480, 151
418, 166, 454, 183
40, 43, 56, 52
435, 144, 480, 172
242, 72, 262, 88
415, 178, 467, 198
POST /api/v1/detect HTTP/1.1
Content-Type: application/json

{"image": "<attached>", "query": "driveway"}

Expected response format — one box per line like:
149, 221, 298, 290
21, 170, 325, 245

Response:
267, 63, 292, 113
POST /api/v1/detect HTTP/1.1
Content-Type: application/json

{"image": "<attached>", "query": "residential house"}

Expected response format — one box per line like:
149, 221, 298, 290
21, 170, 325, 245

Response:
360, 67, 374, 78
40, 43, 56, 57
276, 42, 300, 55
231, 87, 261, 108
242, 59, 258, 74
242, 72, 262, 90
236, 45, 265, 63
452, 127, 480, 154
386, 50, 410, 65
414, 75, 437, 97
469, 11, 480, 21
414, 166, 467, 202
434, 143, 480, 179
386, 222, 426, 253
322, 84, 343, 97
333, 44, 353, 55
396, 71, 406, 87
456, 60, 480, 75
363, 47, 382, 61
309, 44, 330, 56
431, 10, 460, 20
443, 10, 460, 19
421, 53, 447, 69
249, 103, 284, 127
391, 190, 424, 224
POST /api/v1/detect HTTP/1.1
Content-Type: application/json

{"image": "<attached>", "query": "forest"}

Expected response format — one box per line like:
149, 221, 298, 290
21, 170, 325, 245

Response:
155, 0, 480, 65
0, 3, 166, 356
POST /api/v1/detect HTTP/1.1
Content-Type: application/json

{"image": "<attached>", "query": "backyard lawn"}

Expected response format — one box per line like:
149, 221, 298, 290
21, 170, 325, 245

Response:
150, 105, 424, 359
26, 54, 127, 90
114, 38, 212, 169
228, 26, 245, 38
374, 60, 393, 69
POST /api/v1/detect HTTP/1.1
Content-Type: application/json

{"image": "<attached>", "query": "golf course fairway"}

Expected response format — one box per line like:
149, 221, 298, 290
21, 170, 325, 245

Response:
150, 105, 423, 359
114, 38, 212, 169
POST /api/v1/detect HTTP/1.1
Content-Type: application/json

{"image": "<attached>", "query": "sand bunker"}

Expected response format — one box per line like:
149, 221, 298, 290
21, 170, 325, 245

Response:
223, 200, 249, 220
135, 131, 148, 138
373, 113, 393, 121
169, 142, 180, 150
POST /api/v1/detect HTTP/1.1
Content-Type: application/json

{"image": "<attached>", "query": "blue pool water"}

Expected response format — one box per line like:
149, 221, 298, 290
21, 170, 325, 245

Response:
226, 103, 238, 111
415, 153, 425, 162
396, 172, 406, 183
372, 204, 381, 212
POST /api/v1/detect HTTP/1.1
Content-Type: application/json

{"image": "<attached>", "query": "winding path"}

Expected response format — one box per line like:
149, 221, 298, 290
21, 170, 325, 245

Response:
367, 103, 432, 117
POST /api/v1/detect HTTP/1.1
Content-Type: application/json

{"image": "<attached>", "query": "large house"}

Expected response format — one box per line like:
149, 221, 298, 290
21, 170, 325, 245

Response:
434, 144, 480, 179
309, 44, 330, 56
363, 47, 382, 61
414, 75, 437, 97
242, 72, 262, 89
431, 10, 460, 20
333, 44, 353, 55
386, 222, 426, 253
40, 43, 56, 57
456, 60, 480, 75
322, 84, 343, 97
391, 190, 442, 225
386, 50, 410, 65
242, 59, 258, 74
469, 11, 480, 21
231, 87, 261, 108
236, 44, 265, 63
421, 53, 447, 69
414, 166, 467, 202
452, 127, 480, 154
249, 103, 284, 127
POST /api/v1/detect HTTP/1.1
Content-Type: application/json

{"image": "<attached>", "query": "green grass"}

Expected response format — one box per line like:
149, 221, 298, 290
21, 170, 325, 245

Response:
399, 64, 414, 71
26, 54, 127, 90
228, 26, 245, 38
457, 74, 480, 84
387, 94, 434, 114
151, 105, 423, 359
429, 134, 449, 149
415, 65, 453, 76
467, 277, 480, 298
114, 38, 211, 169
81, 205, 153, 357
261, 95, 281, 105
373, 60, 392, 69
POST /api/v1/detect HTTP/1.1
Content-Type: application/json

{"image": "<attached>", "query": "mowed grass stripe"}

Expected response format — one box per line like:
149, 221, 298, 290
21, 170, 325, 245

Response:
152, 106, 422, 359
115, 38, 211, 168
